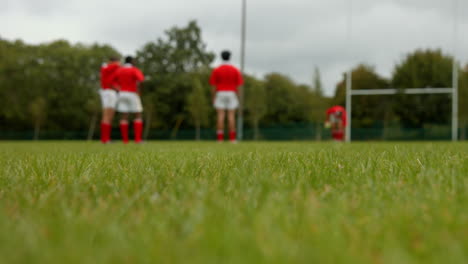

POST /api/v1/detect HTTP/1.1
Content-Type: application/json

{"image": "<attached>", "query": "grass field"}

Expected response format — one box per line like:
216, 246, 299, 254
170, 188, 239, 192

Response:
0, 142, 467, 264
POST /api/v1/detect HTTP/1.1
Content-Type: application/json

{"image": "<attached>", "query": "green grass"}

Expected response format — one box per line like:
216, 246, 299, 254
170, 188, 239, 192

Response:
0, 141, 467, 264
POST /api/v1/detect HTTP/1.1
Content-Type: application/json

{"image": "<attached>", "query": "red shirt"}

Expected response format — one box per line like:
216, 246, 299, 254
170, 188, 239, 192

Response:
209, 64, 243, 92
112, 64, 145, 93
327, 105, 347, 126
100, 62, 120, 89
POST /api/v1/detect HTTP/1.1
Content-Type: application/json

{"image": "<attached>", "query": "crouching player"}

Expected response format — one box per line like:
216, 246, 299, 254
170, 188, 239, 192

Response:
99, 56, 120, 144
326, 105, 347, 141
112, 56, 145, 144
209, 50, 244, 143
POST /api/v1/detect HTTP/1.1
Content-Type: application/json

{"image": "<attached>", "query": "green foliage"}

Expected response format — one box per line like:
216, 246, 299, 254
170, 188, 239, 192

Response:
186, 77, 210, 125
393, 49, 452, 88
245, 76, 267, 139
392, 49, 453, 127
29, 97, 47, 122
186, 77, 211, 139
312, 66, 324, 97
28, 97, 47, 140
0, 38, 120, 131
136, 21, 215, 131
262, 73, 314, 125
334, 65, 390, 128
309, 68, 329, 125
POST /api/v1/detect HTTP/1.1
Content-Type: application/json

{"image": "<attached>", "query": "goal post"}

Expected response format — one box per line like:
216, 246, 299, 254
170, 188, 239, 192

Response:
345, 0, 460, 142
345, 79, 459, 142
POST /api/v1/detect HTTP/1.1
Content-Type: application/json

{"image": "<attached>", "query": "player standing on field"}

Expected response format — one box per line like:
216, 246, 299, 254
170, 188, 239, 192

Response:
325, 105, 347, 141
209, 50, 244, 143
112, 56, 145, 144
99, 56, 120, 144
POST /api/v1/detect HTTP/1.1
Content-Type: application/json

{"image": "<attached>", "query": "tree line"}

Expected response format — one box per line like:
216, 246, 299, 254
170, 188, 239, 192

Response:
1, 20, 467, 140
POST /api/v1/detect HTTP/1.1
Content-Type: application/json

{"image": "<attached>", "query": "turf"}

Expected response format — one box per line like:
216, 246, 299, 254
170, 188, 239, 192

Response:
0, 142, 467, 264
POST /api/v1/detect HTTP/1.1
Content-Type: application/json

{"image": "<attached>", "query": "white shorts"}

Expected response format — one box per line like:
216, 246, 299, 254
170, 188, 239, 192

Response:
214, 91, 239, 110
117, 92, 143, 113
100, 89, 118, 109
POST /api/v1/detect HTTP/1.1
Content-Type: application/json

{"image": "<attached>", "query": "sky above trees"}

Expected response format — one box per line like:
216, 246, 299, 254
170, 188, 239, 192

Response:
2, 0, 468, 95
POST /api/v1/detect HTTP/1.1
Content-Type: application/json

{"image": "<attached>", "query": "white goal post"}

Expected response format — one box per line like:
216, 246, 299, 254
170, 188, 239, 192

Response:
345, 0, 460, 142
345, 81, 459, 142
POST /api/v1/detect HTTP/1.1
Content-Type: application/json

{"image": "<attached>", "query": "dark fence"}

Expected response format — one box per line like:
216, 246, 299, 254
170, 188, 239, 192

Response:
1, 123, 467, 141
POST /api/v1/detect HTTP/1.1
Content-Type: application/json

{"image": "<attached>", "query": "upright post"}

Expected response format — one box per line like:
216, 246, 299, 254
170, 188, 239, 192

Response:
238, 0, 247, 141
345, 0, 353, 142
346, 71, 352, 142
452, 0, 459, 142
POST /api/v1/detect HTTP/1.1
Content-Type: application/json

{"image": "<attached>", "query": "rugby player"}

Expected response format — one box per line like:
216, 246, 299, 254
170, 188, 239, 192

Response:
99, 56, 120, 144
209, 50, 244, 142
112, 56, 145, 144
326, 105, 347, 141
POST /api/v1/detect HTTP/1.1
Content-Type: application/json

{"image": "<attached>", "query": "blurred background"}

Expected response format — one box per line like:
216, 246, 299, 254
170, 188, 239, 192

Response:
1, 0, 467, 141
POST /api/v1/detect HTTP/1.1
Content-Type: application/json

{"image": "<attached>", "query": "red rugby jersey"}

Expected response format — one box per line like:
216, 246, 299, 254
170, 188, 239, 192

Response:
209, 64, 243, 92
100, 62, 120, 89
112, 64, 145, 93
326, 105, 347, 126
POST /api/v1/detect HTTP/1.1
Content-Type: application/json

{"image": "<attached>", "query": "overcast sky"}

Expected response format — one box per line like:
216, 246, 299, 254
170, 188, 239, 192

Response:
2, 0, 467, 96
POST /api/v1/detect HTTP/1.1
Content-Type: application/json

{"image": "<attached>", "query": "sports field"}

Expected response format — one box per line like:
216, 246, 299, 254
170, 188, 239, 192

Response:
0, 142, 467, 263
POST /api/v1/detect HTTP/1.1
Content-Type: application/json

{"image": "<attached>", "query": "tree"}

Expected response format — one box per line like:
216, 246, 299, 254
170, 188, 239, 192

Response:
312, 66, 324, 96
333, 64, 390, 131
245, 76, 266, 140
186, 77, 210, 140
306, 67, 329, 139
136, 20, 215, 134
392, 49, 453, 128
0, 38, 120, 137
29, 97, 47, 140
262, 73, 312, 125
142, 94, 157, 141
85, 94, 101, 141
0, 39, 34, 128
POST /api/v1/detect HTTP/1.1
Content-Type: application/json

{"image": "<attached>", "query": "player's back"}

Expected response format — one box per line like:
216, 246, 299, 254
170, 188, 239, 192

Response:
210, 64, 243, 91
114, 65, 144, 93
100, 63, 120, 89
215, 65, 241, 84
328, 105, 345, 114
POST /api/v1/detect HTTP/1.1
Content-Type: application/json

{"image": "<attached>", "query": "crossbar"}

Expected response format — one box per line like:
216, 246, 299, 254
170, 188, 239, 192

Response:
351, 88, 454, 96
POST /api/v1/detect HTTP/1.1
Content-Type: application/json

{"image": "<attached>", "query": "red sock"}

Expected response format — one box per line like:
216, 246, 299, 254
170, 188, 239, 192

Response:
101, 123, 107, 143
332, 131, 339, 140
229, 131, 236, 142
105, 123, 112, 143
332, 131, 344, 141
120, 122, 129, 144
134, 120, 143, 143
217, 130, 224, 142
101, 123, 111, 143
337, 131, 345, 141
